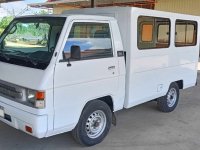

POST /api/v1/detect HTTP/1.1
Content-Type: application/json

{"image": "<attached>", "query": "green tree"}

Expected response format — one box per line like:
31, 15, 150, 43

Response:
0, 16, 13, 35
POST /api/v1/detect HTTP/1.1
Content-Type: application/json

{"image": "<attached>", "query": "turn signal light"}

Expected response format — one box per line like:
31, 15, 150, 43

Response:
27, 89, 46, 109
35, 91, 45, 100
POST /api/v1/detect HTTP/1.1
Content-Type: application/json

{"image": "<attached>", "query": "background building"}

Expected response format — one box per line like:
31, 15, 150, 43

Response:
29, 0, 200, 16
30, 0, 156, 14
155, 0, 200, 16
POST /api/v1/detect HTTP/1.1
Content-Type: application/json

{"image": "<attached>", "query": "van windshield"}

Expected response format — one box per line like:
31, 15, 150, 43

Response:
0, 17, 66, 70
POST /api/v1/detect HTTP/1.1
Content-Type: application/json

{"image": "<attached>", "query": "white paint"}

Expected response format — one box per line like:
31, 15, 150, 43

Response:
0, 108, 4, 118
0, 7, 199, 139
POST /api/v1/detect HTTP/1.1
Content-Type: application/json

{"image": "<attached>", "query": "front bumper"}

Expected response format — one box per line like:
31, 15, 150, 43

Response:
0, 100, 48, 138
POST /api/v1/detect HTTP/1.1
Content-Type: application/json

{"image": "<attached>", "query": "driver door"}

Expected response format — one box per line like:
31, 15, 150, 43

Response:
53, 20, 119, 130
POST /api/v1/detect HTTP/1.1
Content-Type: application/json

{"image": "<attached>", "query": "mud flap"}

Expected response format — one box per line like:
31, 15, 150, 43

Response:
112, 112, 117, 126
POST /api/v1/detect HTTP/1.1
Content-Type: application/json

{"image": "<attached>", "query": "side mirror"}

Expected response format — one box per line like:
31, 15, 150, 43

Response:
61, 45, 81, 67
70, 45, 81, 60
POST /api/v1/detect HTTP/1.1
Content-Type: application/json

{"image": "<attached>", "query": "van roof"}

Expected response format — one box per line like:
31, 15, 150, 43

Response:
16, 14, 116, 21
16, 6, 200, 21
62, 6, 200, 19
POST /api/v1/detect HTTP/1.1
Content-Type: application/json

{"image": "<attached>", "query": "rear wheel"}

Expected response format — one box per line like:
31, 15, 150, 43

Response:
157, 82, 179, 112
72, 100, 112, 146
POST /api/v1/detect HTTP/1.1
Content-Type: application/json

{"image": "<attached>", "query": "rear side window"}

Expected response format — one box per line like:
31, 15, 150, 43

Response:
63, 22, 113, 60
175, 20, 197, 47
141, 24, 153, 42
138, 16, 170, 50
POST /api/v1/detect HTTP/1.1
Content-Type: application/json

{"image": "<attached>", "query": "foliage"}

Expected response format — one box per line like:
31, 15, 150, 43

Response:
0, 9, 50, 35
5, 21, 50, 47
0, 28, 4, 35
0, 16, 13, 35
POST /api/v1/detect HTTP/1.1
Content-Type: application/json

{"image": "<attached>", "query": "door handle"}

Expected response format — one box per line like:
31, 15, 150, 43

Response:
108, 66, 115, 70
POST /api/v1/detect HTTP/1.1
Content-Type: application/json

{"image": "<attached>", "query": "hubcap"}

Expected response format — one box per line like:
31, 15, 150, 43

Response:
85, 110, 107, 139
167, 88, 177, 107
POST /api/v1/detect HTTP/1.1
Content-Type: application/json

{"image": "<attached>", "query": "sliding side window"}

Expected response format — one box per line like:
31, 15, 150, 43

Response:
138, 16, 170, 50
175, 20, 197, 47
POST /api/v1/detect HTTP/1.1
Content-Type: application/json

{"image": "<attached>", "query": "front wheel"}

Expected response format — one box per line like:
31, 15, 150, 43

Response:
157, 82, 180, 113
72, 100, 112, 146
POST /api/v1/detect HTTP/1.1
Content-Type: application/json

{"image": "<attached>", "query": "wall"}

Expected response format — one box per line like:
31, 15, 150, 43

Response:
155, 0, 200, 16
53, 0, 200, 15
53, 6, 78, 14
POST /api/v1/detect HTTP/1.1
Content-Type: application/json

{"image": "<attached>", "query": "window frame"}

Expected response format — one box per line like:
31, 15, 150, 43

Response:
62, 20, 114, 62
137, 16, 171, 50
175, 19, 198, 47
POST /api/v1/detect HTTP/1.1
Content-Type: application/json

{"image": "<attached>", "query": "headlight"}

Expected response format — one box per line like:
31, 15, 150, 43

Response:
27, 89, 45, 109
27, 89, 36, 104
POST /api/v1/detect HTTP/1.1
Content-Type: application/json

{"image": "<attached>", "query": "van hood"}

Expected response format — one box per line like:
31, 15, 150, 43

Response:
0, 61, 53, 90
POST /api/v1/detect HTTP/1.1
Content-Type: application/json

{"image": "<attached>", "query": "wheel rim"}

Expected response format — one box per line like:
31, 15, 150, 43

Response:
167, 88, 177, 107
85, 110, 107, 139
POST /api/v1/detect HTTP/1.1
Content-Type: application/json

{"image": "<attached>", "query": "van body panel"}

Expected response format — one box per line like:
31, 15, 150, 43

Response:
0, 7, 198, 138
68, 7, 199, 108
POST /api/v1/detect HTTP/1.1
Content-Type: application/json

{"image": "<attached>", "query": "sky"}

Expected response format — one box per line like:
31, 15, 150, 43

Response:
0, 0, 47, 17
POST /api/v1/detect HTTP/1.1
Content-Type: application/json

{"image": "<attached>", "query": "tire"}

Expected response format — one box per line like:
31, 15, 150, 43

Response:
72, 100, 112, 146
157, 82, 179, 113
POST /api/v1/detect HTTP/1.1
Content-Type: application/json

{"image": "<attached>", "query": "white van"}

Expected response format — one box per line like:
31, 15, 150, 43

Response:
0, 7, 199, 146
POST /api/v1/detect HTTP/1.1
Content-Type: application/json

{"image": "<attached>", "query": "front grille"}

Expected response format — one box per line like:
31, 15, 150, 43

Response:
0, 82, 23, 100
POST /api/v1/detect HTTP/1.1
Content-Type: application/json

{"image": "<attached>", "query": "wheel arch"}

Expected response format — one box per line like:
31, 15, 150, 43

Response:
175, 80, 184, 89
98, 95, 114, 111
74, 95, 115, 128
82, 95, 115, 113
166, 80, 183, 92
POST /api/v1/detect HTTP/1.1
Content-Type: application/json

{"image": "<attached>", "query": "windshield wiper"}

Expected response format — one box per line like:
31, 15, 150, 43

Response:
24, 55, 38, 66
11, 50, 38, 66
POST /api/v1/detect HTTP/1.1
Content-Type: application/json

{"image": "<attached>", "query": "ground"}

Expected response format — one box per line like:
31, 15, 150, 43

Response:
0, 70, 200, 150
